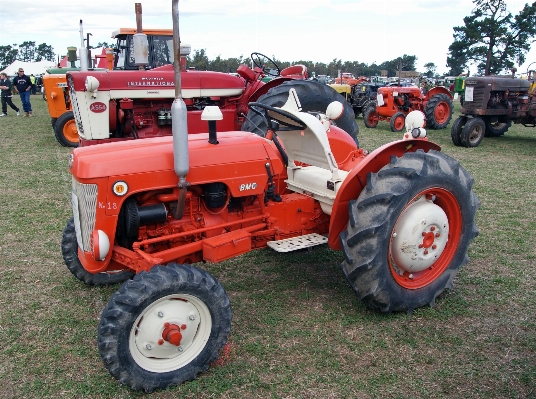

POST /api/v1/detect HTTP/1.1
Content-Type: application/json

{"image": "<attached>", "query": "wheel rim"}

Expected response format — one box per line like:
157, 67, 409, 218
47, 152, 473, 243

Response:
63, 119, 79, 143
434, 101, 450, 124
367, 111, 378, 126
389, 188, 462, 289
129, 293, 212, 372
393, 115, 405, 131
468, 123, 484, 145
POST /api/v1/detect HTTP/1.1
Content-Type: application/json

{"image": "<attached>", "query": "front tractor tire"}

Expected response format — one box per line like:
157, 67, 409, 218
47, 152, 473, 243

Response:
390, 112, 406, 132
450, 116, 467, 147
340, 150, 479, 313
363, 106, 379, 128
61, 218, 135, 285
54, 111, 79, 147
98, 263, 232, 392
461, 117, 485, 148
241, 80, 359, 142
424, 93, 453, 129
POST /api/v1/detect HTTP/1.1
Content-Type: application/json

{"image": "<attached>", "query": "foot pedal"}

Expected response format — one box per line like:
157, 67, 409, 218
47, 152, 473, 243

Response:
267, 233, 327, 253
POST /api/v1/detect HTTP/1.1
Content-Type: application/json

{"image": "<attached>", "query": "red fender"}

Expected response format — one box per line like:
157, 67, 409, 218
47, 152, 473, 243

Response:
425, 86, 453, 101
327, 139, 441, 250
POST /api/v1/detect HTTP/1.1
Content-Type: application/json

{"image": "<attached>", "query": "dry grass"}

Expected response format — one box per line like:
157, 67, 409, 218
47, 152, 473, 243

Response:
0, 98, 535, 398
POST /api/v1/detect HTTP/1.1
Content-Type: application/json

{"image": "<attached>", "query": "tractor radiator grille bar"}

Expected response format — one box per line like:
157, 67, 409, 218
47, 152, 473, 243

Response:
463, 88, 486, 111
71, 178, 98, 252
67, 74, 84, 135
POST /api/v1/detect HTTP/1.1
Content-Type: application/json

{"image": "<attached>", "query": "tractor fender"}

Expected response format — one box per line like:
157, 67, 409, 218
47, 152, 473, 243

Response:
425, 86, 453, 101
327, 139, 441, 250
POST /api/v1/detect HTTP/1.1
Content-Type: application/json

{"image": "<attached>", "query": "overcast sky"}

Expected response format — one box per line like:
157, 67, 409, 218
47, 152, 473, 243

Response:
0, 0, 534, 75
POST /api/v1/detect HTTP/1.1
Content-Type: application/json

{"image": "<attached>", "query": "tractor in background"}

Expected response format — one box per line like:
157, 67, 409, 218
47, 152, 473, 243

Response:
61, 0, 479, 392
43, 3, 176, 147
363, 85, 454, 132
451, 69, 536, 147
330, 81, 385, 117
67, 52, 358, 146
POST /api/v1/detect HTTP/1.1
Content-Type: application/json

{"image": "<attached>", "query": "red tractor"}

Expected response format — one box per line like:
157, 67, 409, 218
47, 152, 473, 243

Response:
67, 52, 358, 146
61, 0, 479, 392
363, 85, 454, 132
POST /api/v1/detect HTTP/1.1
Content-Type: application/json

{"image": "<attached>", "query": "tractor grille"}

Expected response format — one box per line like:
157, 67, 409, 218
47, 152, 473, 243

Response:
463, 86, 486, 111
71, 178, 98, 252
67, 74, 84, 136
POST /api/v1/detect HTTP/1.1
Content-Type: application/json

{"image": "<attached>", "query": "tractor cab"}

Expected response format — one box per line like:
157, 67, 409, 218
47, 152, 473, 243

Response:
112, 28, 175, 70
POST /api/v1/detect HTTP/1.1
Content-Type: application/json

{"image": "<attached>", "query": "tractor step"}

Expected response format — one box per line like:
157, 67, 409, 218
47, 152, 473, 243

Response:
267, 233, 328, 253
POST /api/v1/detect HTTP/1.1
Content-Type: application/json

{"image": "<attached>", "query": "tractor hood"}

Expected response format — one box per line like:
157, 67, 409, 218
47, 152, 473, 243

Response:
67, 69, 245, 93
69, 132, 285, 196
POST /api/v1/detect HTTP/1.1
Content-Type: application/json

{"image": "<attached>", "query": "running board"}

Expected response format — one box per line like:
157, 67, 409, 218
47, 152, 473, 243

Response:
267, 233, 328, 253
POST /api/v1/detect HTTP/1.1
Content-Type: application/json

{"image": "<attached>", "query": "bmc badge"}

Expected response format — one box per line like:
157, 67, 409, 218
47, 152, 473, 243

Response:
89, 102, 107, 113
239, 182, 257, 191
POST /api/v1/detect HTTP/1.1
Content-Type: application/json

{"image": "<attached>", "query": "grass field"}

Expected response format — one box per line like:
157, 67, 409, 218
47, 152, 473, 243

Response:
0, 97, 535, 398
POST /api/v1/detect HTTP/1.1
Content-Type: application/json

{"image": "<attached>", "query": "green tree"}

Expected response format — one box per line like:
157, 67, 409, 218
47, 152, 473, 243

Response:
97, 42, 116, 49
447, 0, 536, 76
0, 45, 19, 70
423, 62, 437, 78
17, 41, 36, 62
187, 49, 210, 70
34, 43, 55, 62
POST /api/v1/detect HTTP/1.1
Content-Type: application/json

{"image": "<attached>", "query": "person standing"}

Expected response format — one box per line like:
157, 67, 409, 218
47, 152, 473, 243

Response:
30, 74, 36, 95
13, 68, 32, 116
0, 72, 21, 117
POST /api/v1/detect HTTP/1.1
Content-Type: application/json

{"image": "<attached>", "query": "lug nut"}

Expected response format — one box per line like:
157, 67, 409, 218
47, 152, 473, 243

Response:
158, 311, 164, 318
146, 344, 152, 350
178, 346, 184, 352
189, 315, 195, 321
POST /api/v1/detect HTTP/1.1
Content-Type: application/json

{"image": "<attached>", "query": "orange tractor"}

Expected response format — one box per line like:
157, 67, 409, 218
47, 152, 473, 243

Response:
363, 85, 454, 132
61, 0, 479, 392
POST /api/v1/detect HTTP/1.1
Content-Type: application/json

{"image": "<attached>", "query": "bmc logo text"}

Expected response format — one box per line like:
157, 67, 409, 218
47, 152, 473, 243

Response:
89, 102, 107, 113
239, 182, 257, 191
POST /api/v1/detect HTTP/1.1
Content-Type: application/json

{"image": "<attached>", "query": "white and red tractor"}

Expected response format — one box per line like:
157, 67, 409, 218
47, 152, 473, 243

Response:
66, 52, 359, 146
61, 0, 479, 393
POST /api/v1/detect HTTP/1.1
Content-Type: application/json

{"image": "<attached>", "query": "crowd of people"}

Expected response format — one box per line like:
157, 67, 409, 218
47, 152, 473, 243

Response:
0, 68, 42, 117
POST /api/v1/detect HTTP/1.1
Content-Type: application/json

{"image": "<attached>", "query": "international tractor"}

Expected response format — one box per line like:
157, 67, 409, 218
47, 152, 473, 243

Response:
451, 69, 536, 148
61, 0, 479, 392
66, 53, 358, 146
363, 85, 454, 132
330, 81, 385, 117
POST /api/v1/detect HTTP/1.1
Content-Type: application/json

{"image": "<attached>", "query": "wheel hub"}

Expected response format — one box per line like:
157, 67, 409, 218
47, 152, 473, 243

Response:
133, 297, 201, 359
391, 196, 449, 273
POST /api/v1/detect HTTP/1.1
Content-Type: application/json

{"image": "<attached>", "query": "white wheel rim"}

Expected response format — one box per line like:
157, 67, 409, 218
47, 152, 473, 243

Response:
391, 196, 449, 273
129, 294, 212, 373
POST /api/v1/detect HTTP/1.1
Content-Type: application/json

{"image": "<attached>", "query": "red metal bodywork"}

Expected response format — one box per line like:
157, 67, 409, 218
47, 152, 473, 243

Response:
375, 85, 452, 121
70, 127, 438, 276
68, 63, 308, 147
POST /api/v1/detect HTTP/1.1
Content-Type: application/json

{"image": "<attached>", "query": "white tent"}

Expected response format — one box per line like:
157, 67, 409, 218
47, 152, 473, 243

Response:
0, 60, 56, 77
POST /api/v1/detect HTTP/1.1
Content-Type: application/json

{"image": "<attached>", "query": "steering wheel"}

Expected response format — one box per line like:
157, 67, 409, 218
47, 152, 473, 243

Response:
248, 102, 307, 131
251, 52, 281, 77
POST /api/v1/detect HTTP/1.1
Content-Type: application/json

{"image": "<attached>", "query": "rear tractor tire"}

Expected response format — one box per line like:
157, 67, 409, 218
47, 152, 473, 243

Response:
390, 112, 406, 132
424, 93, 453, 129
54, 111, 79, 147
461, 117, 485, 148
363, 106, 379, 128
241, 80, 359, 143
61, 218, 135, 285
484, 119, 511, 137
340, 150, 479, 313
98, 263, 232, 392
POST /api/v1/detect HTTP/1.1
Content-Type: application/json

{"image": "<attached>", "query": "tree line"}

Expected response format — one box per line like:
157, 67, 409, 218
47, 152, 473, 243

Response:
2, 1, 534, 77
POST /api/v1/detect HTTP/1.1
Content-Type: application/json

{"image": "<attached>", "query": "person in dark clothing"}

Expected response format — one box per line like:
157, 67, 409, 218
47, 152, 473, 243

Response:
12, 68, 32, 116
0, 72, 21, 117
